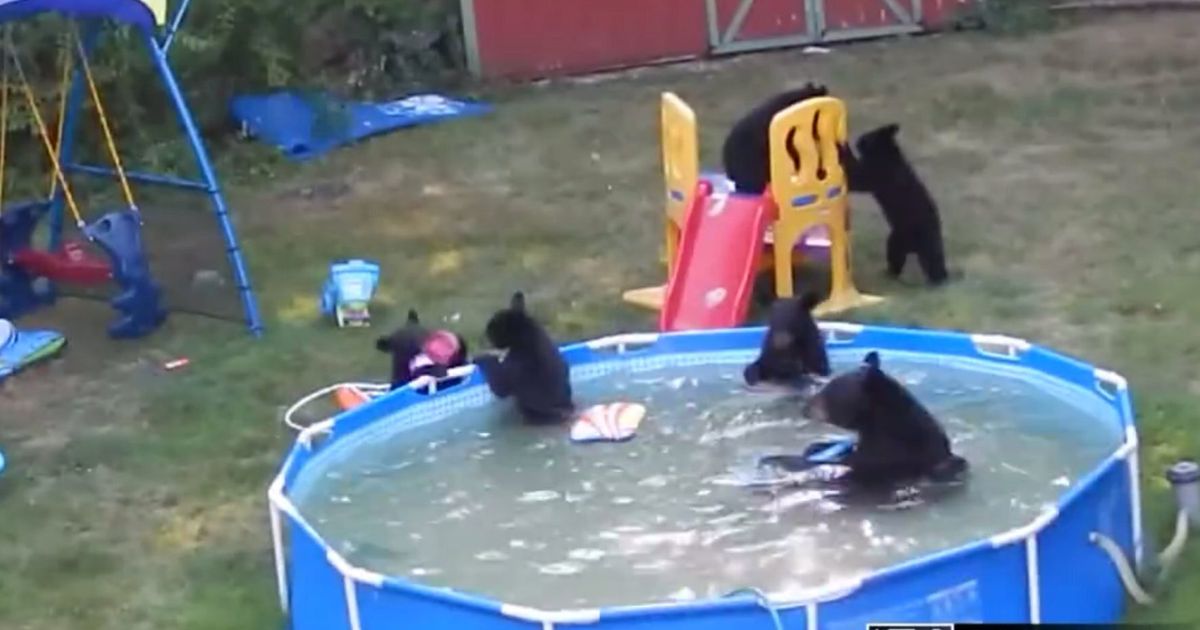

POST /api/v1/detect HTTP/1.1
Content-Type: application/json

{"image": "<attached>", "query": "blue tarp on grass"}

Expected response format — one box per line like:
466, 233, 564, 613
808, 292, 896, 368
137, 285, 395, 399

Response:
230, 91, 493, 161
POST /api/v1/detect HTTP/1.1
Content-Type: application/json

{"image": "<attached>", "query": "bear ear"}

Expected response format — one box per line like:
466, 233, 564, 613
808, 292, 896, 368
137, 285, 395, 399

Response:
879, 123, 900, 138
375, 336, 392, 353
799, 291, 821, 311
863, 351, 881, 370
510, 291, 526, 313
406, 309, 420, 325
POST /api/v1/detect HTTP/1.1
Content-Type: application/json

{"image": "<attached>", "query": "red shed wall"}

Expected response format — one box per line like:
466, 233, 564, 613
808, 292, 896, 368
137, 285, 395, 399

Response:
464, 0, 974, 81
466, 0, 709, 80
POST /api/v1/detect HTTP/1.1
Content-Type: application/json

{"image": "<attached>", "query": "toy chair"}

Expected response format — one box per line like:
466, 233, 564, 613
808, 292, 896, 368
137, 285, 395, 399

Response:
320, 259, 380, 327
622, 92, 881, 323
765, 97, 882, 316
622, 93, 698, 311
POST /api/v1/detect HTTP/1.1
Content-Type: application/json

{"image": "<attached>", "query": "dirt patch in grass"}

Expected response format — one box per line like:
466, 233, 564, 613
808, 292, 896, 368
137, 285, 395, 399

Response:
5, 12, 1200, 629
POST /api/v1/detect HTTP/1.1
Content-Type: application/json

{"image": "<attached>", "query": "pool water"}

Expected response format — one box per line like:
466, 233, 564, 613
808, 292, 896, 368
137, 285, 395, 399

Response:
291, 352, 1122, 609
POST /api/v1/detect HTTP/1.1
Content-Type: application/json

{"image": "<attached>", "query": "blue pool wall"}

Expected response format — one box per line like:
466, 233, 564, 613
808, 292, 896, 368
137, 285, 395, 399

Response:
269, 323, 1141, 630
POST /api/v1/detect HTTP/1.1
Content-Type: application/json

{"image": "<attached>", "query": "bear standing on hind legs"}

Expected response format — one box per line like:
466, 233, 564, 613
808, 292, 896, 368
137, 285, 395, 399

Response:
844, 123, 951, 286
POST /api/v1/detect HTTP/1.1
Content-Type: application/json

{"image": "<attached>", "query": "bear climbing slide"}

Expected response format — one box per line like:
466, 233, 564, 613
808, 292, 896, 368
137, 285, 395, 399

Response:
659, 181, 772, 331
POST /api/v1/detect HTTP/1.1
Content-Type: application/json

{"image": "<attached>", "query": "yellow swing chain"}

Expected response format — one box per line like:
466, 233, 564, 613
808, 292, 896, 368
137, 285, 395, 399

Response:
3, 29, 86, 231
0, 27, 9, 213
47, 36, 71, 198
73, 27, 137, 213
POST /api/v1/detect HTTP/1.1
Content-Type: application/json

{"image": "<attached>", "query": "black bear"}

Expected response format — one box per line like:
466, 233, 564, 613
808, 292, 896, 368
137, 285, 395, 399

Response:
795, 351, 968, 488
722, 83, 837, 196
474, 291, 574, 424
846, 123, 950, 285
744, 292, 830, 387
375, 309, 469, 390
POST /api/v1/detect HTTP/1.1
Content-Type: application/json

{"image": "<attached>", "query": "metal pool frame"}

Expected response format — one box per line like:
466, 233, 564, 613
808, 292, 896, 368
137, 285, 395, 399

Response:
269, 323, 1141, 630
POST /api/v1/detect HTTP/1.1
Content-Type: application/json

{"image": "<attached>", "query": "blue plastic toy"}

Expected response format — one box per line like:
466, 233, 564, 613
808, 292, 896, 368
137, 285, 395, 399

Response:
0, 447, 6, 478
230, 91, 493, 161
320, 259, 381, 327
0, 318, 66, 385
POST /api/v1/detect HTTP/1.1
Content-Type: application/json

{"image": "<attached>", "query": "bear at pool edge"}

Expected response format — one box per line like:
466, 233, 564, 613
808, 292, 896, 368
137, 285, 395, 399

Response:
375, 309, 469, 390
474, 291, 575, 425
800, 351, 968, 488
743, 292, 830, 387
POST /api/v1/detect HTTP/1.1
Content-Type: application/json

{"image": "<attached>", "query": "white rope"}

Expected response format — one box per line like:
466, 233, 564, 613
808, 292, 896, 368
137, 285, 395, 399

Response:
282, 382, 389, 432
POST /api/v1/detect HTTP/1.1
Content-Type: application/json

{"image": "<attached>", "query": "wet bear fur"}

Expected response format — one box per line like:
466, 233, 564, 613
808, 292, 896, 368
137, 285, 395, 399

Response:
375, 309, 469, 390
841, 123, 950, 285
744, 292, 830, 387
799, 351, 968, 489
474, 291, 574, 424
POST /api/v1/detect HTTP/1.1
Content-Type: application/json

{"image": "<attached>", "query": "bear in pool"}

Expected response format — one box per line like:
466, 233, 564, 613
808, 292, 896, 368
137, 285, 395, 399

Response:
761, 351, 967, 494
743, 292, 830, 388
474, 291, 575, 425
375, 309, 469, 390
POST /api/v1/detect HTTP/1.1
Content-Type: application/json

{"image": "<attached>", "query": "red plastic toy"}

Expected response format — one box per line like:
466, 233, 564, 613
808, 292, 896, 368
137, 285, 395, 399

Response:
10, 239, 113, 285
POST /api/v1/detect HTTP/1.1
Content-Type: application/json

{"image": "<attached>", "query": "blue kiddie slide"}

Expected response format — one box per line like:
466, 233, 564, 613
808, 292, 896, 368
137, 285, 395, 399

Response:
230, 91, 492, 161
0, 318, 66, 385
320, 260, 381, 328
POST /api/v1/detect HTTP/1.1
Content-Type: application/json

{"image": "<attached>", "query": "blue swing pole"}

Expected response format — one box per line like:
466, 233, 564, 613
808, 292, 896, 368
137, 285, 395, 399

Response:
159, 0, 192, 55
45, 23, 97, 251
141, 32, 264, 337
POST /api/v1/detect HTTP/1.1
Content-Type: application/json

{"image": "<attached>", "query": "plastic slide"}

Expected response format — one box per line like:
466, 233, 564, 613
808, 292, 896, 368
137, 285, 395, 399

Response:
659, 182, 773, 331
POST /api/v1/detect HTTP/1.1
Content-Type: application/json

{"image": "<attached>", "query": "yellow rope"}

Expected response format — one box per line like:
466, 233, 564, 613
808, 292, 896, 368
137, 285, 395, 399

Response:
48, 39, 71, 198
4, 35, 85, 229
74, 28, 136, 211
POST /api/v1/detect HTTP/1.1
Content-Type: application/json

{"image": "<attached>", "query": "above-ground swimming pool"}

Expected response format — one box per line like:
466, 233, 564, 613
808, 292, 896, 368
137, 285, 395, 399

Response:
270, 323, 1141, 630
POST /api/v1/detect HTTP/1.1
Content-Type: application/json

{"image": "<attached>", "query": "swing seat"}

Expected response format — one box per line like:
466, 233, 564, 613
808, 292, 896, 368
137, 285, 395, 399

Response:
83, 210, 166, 339
10, 240, 111, 285
0, 200, 49, 256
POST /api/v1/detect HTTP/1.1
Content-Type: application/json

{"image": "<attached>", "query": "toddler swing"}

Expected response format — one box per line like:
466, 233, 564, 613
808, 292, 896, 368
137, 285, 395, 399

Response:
0, 25, 165, 338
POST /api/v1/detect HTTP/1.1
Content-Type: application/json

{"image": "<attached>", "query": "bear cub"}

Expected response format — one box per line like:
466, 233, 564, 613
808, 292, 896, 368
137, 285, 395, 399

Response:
744, 292, 830, 387
843, 123, 950, 285
722, 83, 833, 196
799, 351, 968, 488
375, 309, 469, 390
474, 291, 574, 425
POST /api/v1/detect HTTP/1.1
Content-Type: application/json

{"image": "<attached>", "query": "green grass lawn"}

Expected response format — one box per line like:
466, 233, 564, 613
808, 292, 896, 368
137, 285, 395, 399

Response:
3, 12, 1200, 630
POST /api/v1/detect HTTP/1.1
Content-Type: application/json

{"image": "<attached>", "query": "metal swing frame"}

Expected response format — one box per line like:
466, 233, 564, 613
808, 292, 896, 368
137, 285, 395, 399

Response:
7, 0, 263, 337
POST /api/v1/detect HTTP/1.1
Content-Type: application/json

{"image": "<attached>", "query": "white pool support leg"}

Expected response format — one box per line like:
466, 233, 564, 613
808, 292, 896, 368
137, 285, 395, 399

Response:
1024, 536, 1042, 623
805, 602, 818, 629
1125, 426, 1144, 571
342, 574, 363, 630
327, 551, 387, 630
990, 508, 1056, 623
270, 497, 289, 614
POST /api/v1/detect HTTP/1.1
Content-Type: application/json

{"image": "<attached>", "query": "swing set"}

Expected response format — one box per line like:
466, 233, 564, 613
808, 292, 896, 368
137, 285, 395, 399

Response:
0, 0, 262, 338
